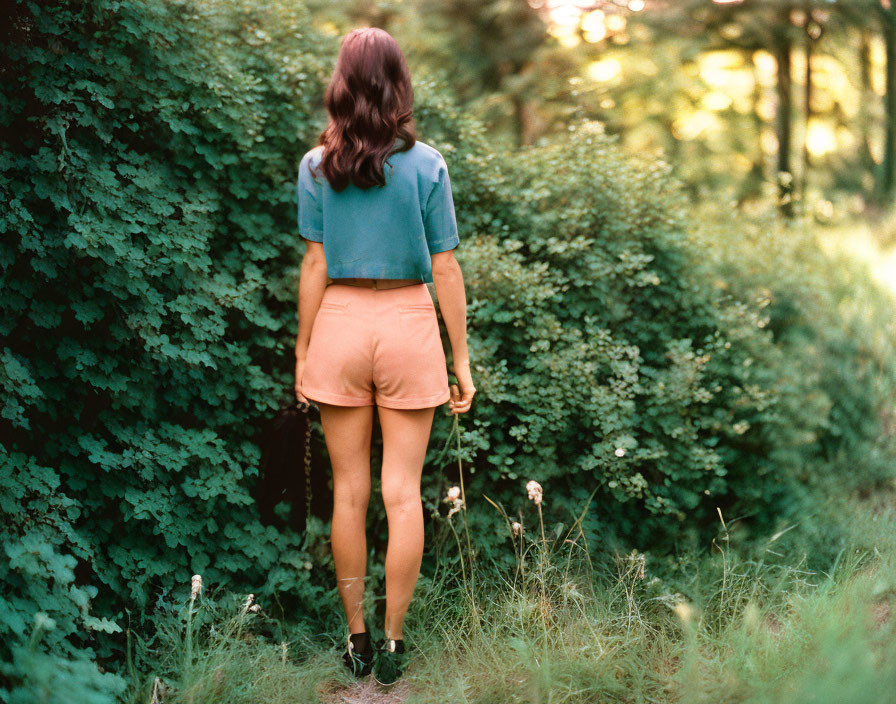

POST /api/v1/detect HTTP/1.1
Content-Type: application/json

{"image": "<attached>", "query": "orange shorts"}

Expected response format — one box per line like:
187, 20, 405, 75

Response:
300, 283, 451, 409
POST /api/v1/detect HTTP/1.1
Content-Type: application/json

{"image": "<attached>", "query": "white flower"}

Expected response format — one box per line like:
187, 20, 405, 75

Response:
511, 521, 522, 536
303, 561, 313, 571
190, 574, 202, 600
526, 480, 543, 506
673, 601, 694, 623
447, 498, 464, 517
444, 486, 464, 517
615, 447, 626, 457
243, 594, 255, 610
249, 603, 261, 613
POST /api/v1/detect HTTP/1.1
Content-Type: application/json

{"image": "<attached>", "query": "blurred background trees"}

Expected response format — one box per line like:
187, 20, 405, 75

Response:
310, 0, 896, 225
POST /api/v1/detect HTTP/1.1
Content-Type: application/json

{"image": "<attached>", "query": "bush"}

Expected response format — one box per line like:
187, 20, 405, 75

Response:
0, 0, 333, 683
444, 121, 896, 560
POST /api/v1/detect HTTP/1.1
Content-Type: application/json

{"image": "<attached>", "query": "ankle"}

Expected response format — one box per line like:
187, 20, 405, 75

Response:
347, 631, 373, 654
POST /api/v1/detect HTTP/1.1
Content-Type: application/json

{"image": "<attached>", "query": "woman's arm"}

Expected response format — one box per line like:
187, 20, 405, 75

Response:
431, 249, 475, 414
295, 241, 328, 401
295, 241, 329, 358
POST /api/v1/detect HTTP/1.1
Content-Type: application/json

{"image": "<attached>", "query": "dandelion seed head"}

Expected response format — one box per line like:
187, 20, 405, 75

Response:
190, 574, 202, 600
444, 486, 464, 517
526, 480, 543, 505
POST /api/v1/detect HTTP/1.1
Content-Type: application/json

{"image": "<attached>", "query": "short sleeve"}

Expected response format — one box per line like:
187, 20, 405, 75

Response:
423, 156, 460, 254
297, 151, 324, 243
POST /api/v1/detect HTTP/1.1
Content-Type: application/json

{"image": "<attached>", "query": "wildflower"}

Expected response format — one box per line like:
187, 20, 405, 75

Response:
447, 499, 464, 517
303, 561, 313, 571
249, 603, 261, 613
743, 601, 760, 630
614, 447, 626, 457
243, 594, 255, 611
525, 480, 543, 506
190, 574, 202, 600
673, 600, 694, 624
444, 486, 464, 517
511, 521, 522, 537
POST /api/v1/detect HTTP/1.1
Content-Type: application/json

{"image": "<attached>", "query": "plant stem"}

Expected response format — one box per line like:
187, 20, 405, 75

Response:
453, 413, 479, 621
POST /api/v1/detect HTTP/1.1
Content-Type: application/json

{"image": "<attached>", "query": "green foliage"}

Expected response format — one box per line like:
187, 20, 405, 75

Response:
439, 120, 896, 559
0, 0, 334, 685
2, 0, 895, 693
0, 613, 126, 704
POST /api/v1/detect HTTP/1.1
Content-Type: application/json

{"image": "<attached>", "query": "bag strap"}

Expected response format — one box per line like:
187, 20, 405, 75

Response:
300, 402, 313, 522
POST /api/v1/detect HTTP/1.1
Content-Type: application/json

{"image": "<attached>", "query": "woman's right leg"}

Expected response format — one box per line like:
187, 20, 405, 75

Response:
318, 401, 375, 635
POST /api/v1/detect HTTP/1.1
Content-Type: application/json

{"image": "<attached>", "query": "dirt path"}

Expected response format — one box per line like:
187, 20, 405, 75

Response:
318, 676, 413, 704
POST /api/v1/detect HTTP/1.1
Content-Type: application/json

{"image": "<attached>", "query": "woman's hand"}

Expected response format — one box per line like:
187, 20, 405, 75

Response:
448, 360, 476, 415
295, 356, 310, 406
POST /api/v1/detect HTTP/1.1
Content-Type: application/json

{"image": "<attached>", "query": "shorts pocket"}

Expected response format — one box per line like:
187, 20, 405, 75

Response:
398, 303, 435, 314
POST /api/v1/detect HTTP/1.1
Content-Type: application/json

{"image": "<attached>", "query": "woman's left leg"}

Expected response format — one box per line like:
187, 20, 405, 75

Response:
377, 404, 436, 641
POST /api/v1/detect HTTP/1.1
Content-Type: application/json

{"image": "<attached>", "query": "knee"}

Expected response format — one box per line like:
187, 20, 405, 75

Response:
381, 481, 421, 515
333, 483, 370, 513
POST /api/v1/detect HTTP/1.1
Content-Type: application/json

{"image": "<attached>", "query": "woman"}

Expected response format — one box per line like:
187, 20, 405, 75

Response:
293, 27, 476, 686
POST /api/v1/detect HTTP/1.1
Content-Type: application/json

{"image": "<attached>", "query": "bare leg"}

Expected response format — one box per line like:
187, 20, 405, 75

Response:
377, 405, 436, 640
318, 402, 375, 635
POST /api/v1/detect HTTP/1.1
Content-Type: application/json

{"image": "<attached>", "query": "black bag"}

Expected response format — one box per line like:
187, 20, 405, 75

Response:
254, 397, 332, 532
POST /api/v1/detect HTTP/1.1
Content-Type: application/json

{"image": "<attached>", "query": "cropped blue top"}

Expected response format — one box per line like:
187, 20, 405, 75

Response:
296, 138, 460, 284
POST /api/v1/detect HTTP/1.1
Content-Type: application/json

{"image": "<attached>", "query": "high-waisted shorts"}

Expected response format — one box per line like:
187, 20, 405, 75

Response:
300, 283, 451, 409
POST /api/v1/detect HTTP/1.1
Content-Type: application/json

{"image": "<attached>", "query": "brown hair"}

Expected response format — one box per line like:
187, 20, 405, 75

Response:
313, 27, 417, 191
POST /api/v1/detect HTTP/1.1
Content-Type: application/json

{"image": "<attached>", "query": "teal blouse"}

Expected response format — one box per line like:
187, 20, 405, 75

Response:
296, 138, 460, 284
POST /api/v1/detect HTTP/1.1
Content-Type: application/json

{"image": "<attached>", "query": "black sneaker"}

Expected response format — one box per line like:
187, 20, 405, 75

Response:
373, 637, 408, 686
341, 631, 374, 677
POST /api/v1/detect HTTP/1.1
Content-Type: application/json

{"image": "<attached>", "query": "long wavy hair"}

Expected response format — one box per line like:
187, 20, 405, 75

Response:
312, 27, 417, 192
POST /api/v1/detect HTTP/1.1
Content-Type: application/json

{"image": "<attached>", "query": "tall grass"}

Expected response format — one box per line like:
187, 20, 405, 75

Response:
125, 481, 896, 704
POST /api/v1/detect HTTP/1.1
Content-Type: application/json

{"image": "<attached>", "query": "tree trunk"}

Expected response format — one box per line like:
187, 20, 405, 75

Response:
736, 48, 766, 208
801, 13, 813, 207
882, 8, 896, 200
512, 61, 540, 148
773, 12, 795, 218
859, 28, 876, 188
